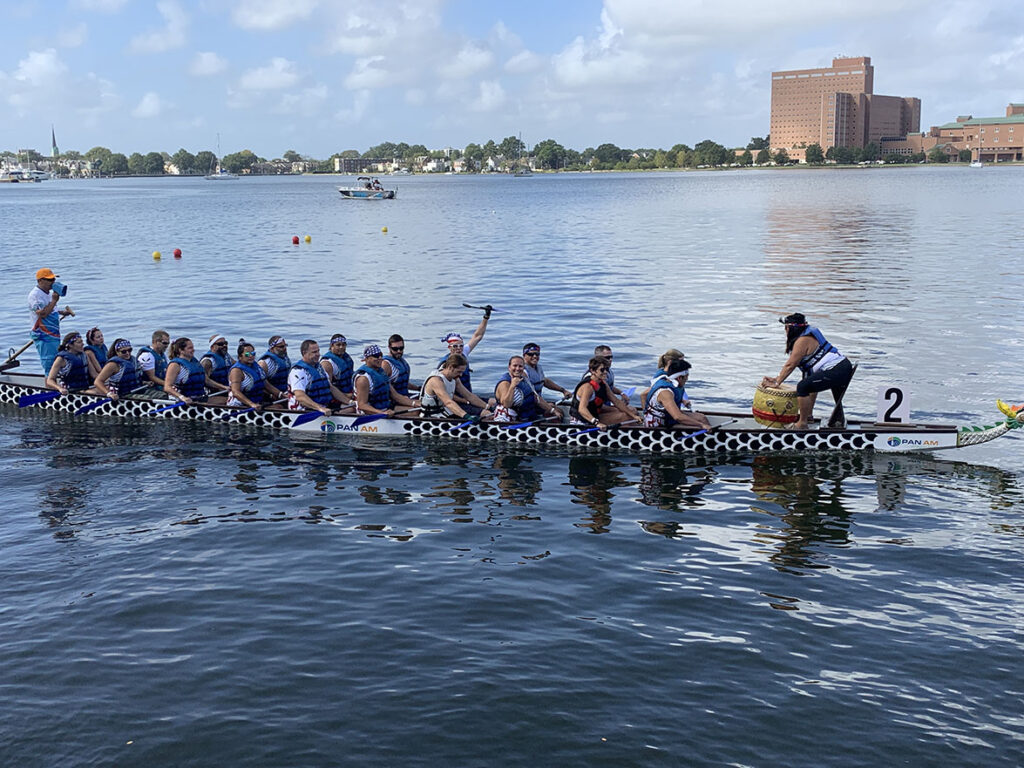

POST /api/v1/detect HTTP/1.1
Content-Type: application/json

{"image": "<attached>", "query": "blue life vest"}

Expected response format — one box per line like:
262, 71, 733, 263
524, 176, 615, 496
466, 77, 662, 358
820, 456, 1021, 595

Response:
230, 361, 265, 402
138, 345, 168, 380
260, 350, 291, 390
356, 364, 391, 410
797, 327, 842, 375
56, 350, 91, 391
85, 344, 107, 368
292, 360, 333, 406
494, 372, 540, 420
384, 355, 411, 396
438, 353, 472, 392
644, 376, 688, 426
111, 356, 141, 396
321, 351, 354, 392
201, 349, 233, 386
171, 356, 207, 399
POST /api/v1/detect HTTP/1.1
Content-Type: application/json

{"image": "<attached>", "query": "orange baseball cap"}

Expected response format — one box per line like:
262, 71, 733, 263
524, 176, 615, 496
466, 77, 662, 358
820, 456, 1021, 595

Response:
36, 268, 59, 280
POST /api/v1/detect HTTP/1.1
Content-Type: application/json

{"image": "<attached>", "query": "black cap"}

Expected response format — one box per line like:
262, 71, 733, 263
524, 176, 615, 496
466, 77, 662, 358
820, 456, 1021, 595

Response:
780, 313, 807, 326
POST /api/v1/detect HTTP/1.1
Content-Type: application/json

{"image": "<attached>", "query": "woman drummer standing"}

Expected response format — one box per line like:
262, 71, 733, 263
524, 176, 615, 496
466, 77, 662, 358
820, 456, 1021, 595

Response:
762, 313, 854, 429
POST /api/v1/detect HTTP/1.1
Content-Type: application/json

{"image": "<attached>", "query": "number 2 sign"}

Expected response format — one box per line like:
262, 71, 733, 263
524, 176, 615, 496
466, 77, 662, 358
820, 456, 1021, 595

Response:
877, 386, 911, 423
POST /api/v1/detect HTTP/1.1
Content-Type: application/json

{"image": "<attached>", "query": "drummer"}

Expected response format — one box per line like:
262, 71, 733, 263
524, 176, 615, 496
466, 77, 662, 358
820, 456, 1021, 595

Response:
762, 312, 854, 429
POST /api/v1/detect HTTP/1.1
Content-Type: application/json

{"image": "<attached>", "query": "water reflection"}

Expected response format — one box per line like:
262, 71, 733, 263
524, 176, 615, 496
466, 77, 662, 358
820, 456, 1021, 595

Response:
567, 456, 630, 534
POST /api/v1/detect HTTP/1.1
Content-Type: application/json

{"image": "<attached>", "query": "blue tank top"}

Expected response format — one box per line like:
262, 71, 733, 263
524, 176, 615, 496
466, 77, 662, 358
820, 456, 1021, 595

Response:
260, 350, 291, 390
356, 364, 391, 410
230, 361, 265, 401
110, 356, 141, 396
56, 350, 91, 391
384, 355, 411, 396
85, 344, 107, 369
321, 351, 354, 392
137, 345, 168, 380
200, 349, 233, 386
292, 360, 333, 406
171, 356, 207, 399
494, 372, 540, 420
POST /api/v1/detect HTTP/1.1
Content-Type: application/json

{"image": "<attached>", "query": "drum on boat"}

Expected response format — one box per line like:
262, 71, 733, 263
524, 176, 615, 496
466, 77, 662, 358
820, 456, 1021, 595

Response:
752, 383, 798, 427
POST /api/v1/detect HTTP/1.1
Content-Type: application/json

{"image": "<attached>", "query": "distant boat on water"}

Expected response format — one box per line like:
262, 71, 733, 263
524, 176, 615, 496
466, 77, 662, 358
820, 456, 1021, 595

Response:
205, 134, 239, 180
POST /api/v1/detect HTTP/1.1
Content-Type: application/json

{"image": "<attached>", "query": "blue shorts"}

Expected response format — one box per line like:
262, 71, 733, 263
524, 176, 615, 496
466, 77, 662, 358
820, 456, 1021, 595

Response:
33, 335, 60, 374
796, 358, 854, 398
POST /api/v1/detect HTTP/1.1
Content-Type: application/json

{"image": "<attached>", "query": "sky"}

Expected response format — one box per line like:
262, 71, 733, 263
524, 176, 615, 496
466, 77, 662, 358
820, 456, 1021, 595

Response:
2, 0, 1022, 159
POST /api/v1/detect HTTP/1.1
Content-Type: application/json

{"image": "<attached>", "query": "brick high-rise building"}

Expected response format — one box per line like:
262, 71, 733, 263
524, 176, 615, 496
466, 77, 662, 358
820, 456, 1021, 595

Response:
770, 56, 920, 162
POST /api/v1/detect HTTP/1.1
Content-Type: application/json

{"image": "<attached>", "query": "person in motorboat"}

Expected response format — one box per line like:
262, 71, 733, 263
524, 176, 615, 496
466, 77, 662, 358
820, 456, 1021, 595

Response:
492, 355, 561, 423
438, 306, 491, 394
762, 313, 854, 429
642, 357, 710, 429
320, 334, 356, 400
570, 356, 637, 429
84, 327, 107, 380
288, 340, 351, 416
94, 338, 142, 401
45, 332, 98, 395
371, 178, 383, 190
137, 330, 171, 389
258, 336, 291, 393
227, 341, 282, 410
521, 343, 571, 402
163, 337, 229, 405
420, 353, 493, 420
200, 333, 236, 387
354, 344, 418, 416
383, 334, 417, 398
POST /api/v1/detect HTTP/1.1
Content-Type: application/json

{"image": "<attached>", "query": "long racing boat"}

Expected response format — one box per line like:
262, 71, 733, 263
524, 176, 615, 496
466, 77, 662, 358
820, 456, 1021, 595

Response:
1, 371, 1019, 455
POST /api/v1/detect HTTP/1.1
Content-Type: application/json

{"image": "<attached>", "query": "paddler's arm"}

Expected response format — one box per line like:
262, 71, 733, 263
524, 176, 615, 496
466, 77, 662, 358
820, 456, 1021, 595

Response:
328, 381, 351, 405
355, 376, 388, 415
465, 311, 489, 354
661, 390, 710, 428
389, 386, 415, 408
426, 377, 469, 419
454, 380, 490, 416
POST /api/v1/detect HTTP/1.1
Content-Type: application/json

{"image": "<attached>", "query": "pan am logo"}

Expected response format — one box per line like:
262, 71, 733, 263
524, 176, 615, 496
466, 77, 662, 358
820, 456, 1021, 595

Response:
320, 420, 375, 433
321, 421, 337, 433
887, 436, 940, 447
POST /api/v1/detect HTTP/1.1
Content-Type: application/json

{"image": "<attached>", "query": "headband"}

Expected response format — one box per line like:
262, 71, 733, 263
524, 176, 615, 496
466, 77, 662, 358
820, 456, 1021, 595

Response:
330, 334, 347, 344
114, 339, 132, 351
269, 336, 286, 347
442, 332, 463, 343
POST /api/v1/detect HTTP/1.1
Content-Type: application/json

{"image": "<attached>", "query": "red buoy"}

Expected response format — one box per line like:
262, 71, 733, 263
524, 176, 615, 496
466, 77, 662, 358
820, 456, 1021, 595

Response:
173, 248, 182, 258
292, 236, 300, 245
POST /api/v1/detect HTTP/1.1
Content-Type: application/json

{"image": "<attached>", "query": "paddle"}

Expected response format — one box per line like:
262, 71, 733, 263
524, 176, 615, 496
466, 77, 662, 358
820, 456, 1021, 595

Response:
504, 413, 562, 430
18, 389, 62, 407
74, 385, 150, 415
149, 400, 190, 415
462, 303, 502, 314
573, 419, 640, 437
679, 418, 739, 441
447, 416, 480, 432
219, 397, 288, 421
350, 406, 417, 427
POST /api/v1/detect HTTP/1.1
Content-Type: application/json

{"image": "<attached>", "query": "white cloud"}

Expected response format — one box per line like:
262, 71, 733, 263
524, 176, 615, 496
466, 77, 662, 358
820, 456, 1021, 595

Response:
131, 91, 165, 118
468, 79, 506, 112
334, 89, 370, 122
344, 56, 406, 90
504, 50, 543, 75
1, 48, 118, 124
437, 43, 494, 79
239, 57, 301, 90
56, 23, 88, 48
232, 0, 319, 31
129, 0, 188, 54
190, 51, 227, 76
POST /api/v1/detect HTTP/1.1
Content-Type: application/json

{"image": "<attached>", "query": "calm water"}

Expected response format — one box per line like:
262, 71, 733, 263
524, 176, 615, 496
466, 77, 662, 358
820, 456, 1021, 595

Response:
1, 170, 1023, 766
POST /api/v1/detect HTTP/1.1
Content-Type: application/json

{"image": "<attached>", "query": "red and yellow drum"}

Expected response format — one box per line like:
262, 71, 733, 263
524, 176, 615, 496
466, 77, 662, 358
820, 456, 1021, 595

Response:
752, 383, 798, 428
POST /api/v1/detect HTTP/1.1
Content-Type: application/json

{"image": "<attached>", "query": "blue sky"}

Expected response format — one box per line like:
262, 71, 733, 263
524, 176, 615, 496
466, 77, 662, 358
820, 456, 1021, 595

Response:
2, 0, 1021, 159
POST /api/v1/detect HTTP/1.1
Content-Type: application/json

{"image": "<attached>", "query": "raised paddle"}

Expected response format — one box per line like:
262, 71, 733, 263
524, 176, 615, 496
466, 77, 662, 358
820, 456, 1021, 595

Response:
18, 389, 62, 407
462, 303, 502, 314
74, 385, 150, 415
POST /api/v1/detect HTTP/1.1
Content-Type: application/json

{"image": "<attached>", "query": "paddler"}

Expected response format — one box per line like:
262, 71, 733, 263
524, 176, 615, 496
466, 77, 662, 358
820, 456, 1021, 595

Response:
762, 313, 854, 429
137, 330, 171, 389
570, 356, 637, 428
258, 336, 291, 393
383, 334, 417, 398
288, 340, 350, 415
200, 333, 236, 387
84, 327, 107, 379
163, 337, 229, 404
438, 305, 491, 393
492, 355, 560, 423
94, 338, 142, 401
354, 344, 417, 416
320, 334, 355, 400
642, 357, 710, 428
45, 331, 98, 395
522, 343, 572, 401
420, 353, 493, 419
28, 267, 74, 373
227, 341, 281, 410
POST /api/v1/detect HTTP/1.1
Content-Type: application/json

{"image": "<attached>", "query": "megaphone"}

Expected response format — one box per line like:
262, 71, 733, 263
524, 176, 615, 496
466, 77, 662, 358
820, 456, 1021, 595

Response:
52, 281, 68, 297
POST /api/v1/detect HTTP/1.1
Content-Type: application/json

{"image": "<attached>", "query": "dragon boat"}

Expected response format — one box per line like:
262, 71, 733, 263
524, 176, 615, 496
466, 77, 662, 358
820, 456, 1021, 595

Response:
1, 371, 1019, 455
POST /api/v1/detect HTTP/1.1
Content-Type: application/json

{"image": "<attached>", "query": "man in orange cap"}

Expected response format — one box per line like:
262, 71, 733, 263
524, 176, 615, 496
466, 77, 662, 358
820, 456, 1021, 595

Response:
28, 268, 74, 373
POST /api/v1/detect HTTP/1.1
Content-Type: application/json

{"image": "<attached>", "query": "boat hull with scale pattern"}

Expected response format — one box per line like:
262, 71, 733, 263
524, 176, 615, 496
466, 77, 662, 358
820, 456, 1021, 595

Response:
0, 372, 1018, 455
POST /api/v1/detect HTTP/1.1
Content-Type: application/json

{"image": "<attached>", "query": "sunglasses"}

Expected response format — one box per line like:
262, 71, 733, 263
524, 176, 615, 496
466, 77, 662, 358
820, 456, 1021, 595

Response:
390, 346, 404, 352
241, 351, 255, 358
119, 348, 133, 354
524, 350, 539, 356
